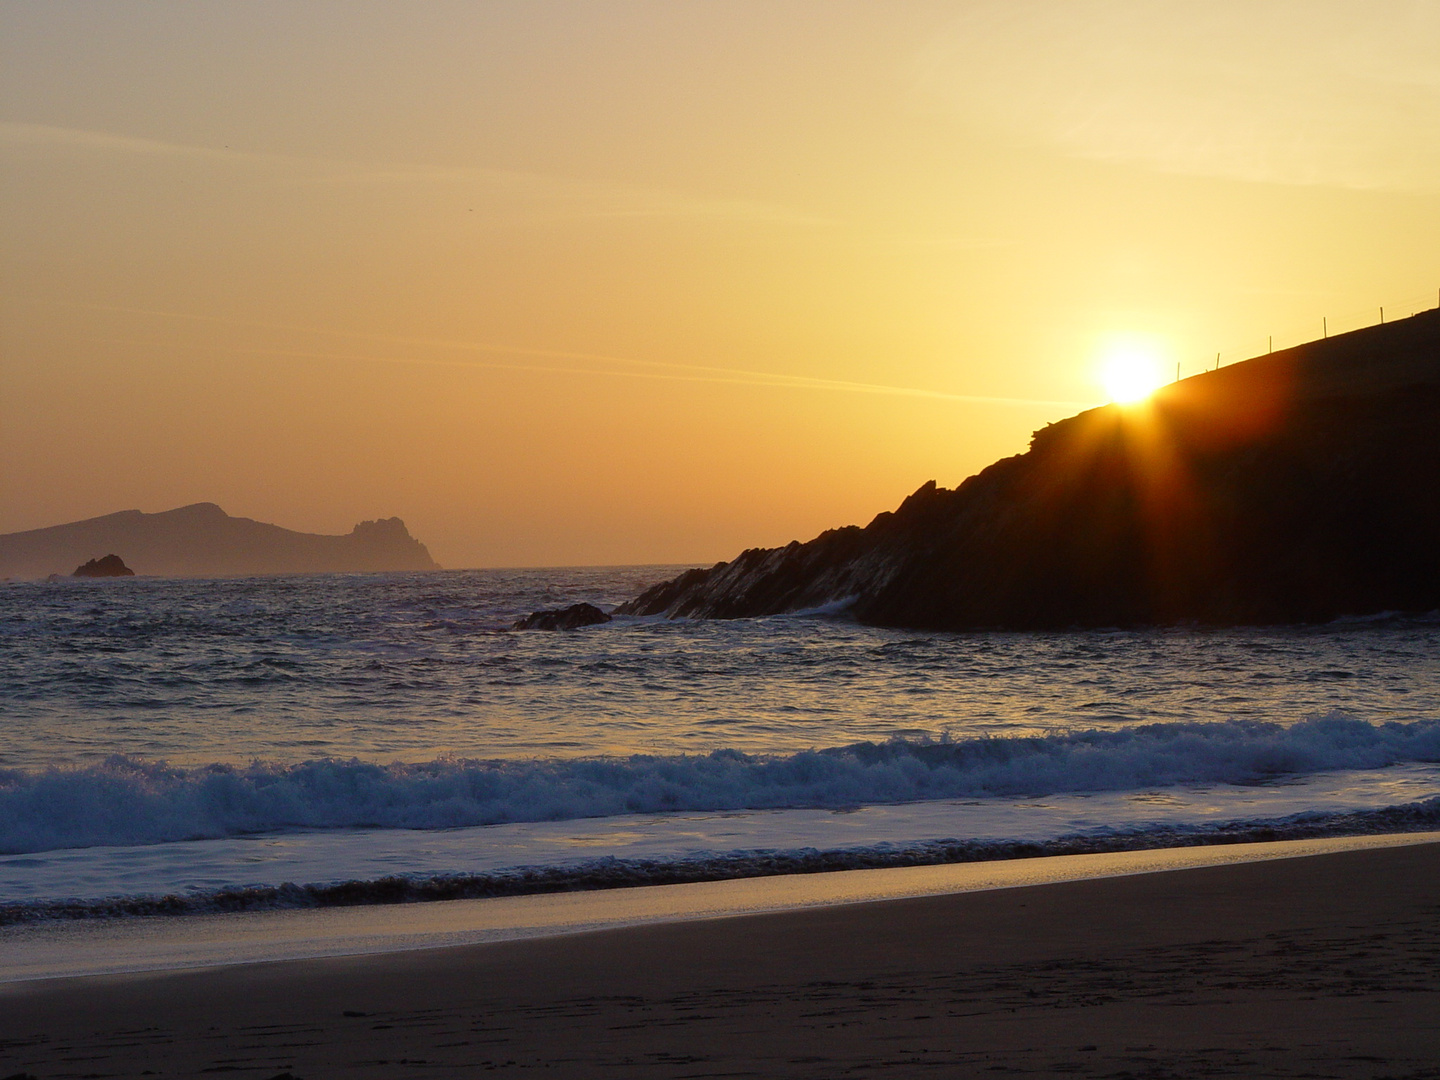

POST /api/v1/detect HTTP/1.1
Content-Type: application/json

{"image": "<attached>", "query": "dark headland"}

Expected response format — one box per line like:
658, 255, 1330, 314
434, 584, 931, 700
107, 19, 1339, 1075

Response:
0, 503, 440, 579
621, 308, 1440, 629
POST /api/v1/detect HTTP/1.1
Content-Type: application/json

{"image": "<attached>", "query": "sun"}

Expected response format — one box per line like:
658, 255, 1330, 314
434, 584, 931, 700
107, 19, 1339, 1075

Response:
1098, 338, 1168, 404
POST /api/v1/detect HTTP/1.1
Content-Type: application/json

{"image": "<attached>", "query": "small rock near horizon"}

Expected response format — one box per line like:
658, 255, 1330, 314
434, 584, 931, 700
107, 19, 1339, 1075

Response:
72, 554, 135, 578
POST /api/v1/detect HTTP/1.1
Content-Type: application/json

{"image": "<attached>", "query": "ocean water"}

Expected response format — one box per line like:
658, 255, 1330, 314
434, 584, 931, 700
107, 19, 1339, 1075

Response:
2, 567, 1439, 919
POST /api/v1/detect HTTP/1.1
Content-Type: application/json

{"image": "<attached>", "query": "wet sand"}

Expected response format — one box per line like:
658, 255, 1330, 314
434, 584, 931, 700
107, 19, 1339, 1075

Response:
3, 840, 1439, 1078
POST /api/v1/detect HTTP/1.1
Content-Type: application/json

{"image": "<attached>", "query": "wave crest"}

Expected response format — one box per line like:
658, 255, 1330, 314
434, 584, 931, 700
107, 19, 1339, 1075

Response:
3, 714, 1438, 855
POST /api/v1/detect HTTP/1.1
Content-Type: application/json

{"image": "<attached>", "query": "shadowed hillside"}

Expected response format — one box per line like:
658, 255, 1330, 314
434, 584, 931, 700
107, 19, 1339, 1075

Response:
621, 308, 1440, 629
0, 503, 440, 579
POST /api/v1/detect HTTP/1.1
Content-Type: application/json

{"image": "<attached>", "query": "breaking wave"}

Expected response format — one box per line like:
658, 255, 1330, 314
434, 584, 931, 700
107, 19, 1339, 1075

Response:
3, 714, 1439, 855
6, 797, 1440, 924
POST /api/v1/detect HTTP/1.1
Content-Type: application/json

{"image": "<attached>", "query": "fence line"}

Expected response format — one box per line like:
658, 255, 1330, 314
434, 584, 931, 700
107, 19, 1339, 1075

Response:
1187, 285, 1440, 380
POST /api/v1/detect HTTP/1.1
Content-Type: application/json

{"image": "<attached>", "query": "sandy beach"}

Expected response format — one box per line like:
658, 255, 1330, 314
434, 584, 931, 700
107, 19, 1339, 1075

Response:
3, 838, 1438, 1078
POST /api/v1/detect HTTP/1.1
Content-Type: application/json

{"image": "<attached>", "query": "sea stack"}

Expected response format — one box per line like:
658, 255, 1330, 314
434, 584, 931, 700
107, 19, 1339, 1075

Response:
72, 555, 135, 578
621, 308, 1440, 630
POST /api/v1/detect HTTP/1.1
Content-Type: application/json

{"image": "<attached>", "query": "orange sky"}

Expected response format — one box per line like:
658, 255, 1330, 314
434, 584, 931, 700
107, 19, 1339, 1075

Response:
3, 1, 1438, 567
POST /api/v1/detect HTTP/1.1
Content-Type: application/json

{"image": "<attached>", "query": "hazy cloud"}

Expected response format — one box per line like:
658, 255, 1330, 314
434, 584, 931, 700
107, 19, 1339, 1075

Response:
62, 300, 1083, 410
919, 0, 1440, 189
194, 342, 1084, 409
0, 121, 827, 226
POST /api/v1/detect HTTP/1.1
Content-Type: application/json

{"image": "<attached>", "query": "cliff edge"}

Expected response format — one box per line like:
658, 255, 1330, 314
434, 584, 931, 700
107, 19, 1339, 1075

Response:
620, 308, 1440, 629
0, 504, 441, 579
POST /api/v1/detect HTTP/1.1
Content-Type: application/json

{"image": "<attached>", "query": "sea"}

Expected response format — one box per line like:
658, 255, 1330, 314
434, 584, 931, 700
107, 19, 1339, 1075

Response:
2, 566, 1439, 922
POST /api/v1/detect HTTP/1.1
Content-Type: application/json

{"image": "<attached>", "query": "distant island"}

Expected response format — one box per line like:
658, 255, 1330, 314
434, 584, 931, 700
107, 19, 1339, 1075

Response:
621, 308, 1440, 629
0, 503, 440, 579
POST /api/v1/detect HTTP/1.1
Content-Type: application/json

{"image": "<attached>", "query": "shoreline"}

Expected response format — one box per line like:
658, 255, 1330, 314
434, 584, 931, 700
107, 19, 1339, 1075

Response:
3, 831, 1436, 985
7, 782, 1440, 926
3, 836, 1437, 1077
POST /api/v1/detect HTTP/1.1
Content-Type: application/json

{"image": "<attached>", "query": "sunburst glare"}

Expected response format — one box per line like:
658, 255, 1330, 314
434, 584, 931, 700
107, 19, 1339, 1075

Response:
1098, 337, 1169, 404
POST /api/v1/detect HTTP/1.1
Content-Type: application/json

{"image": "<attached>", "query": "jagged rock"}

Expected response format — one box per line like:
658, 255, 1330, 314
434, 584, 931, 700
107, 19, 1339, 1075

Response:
620, 308, 1440, 630
514, 603, 612, 631
72, 554, 134, 578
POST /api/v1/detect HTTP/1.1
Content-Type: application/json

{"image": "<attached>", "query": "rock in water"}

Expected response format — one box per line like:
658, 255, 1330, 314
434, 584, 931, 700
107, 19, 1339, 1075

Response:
514, 603, 612, 631
72, 554, 134, 577
620, 308, 1440, 630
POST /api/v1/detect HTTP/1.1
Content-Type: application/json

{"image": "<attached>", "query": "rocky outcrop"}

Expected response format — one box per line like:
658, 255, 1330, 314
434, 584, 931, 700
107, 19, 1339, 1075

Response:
72, 554, 134, 578
621, 308, 1440, 630
0, 504, 441, 579
514, 603, 613, 631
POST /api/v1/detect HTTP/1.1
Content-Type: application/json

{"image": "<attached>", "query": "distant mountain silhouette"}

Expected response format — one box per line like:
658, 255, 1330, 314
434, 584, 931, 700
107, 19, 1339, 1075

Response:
0, 503, 440, 579
622, 307, 1440, 629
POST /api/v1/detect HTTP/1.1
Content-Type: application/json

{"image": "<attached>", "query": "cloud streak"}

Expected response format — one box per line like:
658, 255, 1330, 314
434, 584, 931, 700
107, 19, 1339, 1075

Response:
0, 121, 828, 226
63, 300, 1084, 410
216, 344, 1087, 409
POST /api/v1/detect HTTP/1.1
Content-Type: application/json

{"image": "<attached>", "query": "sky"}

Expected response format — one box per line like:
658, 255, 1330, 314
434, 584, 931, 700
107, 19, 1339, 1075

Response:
2, 1, 1438, 568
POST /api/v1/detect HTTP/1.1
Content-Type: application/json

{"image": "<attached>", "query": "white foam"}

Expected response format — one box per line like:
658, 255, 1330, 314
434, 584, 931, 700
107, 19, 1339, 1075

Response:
3, 761, 1437, 907
2, 832, 1435, 985
4, 715, 1438, 855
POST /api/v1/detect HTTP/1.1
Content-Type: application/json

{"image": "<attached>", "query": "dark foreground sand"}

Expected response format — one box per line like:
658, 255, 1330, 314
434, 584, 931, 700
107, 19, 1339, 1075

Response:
3, 842, 1438, 1079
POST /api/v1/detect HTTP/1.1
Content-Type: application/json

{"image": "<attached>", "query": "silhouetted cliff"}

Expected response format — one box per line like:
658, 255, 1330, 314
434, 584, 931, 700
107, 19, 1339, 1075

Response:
621, 308, 1440, 629
0, 504, 440, 579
